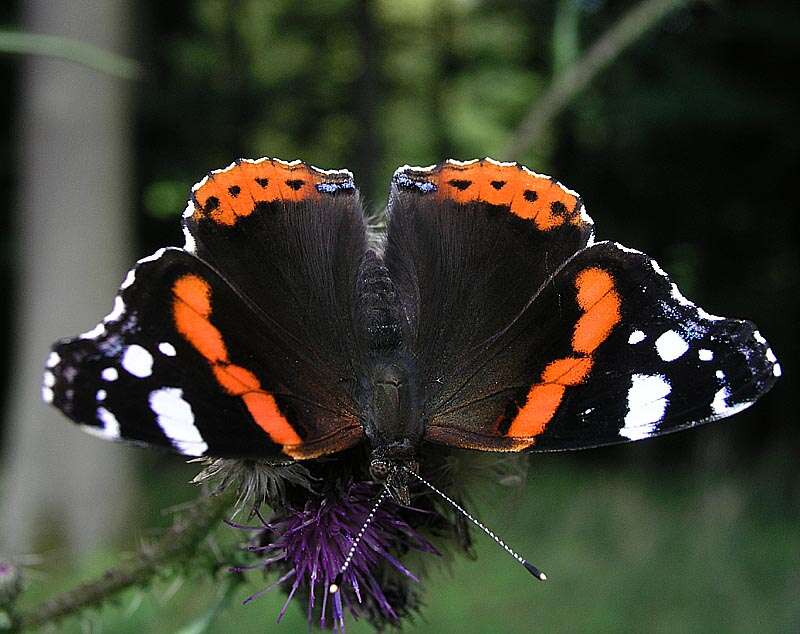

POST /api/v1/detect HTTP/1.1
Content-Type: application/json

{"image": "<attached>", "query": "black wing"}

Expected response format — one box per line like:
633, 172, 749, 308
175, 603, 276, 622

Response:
45, 159, 369, 460
383, 159, 779, 452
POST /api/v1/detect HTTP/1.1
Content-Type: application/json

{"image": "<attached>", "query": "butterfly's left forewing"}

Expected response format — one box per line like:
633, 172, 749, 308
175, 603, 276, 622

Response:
46, 158, 369, 460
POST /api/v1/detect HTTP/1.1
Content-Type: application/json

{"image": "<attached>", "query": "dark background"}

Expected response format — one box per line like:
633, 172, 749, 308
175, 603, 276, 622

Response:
0, 1, 797, 632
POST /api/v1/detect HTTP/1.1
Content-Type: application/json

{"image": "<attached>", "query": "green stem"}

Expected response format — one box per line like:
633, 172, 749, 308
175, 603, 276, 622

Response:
12, 492, 233, 632
0, 30, 142, 80
503, 0, 692, 158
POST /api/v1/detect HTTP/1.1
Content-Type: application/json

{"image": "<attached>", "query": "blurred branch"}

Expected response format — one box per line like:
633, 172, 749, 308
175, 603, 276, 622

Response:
503, 0, 691, 158
11, 492, 233, 632
0, 30, 141, 80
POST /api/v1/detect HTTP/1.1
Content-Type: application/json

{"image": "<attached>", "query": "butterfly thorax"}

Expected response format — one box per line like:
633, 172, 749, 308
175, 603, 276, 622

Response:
354, 251, 421, 502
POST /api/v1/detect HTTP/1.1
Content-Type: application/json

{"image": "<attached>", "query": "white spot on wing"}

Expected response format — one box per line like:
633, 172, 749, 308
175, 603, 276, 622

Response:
612, 242, 644, 255
628, 330, 646, 345
41, 386, 54, 403
621, 373, 671, 440
46, 351, 60, 368
697, 306, 724, 321
182, 224, 197, 252
698, 349, 713, 361
43, 371, 55, 387
79, 290, 131, 341
655, 330, 689, 362
773, 364, 782, 377
447, 158, 480, 167
191, 174, 209, 194
651, 259, 668, 277
120, 268, 136, 290
711, 386, 750, 417
669, 283, 692, 307
753, 330, 767, 345
765, 348, 777, 363
106, 296, 126, 322
121, 345, 153, 378
96, 389, 107, 401
90, 406, 121, 439
149, 387, 207, 456
159, 342, 177, 357
80, 323, 106, 340
137, 247, 167, 265
101, 367, 119, 381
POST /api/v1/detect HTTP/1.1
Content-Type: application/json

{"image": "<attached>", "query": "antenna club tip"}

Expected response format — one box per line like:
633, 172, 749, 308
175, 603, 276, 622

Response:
523, 560, 547, 582
329, 572, 344, 594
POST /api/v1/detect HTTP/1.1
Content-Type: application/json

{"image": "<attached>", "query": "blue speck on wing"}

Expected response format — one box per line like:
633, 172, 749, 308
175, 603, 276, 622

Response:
316, 181, 355, 194
395, 173, 436, 193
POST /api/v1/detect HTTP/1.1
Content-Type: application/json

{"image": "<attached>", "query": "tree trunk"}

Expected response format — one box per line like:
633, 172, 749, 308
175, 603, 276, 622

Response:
1, 1, 136, 556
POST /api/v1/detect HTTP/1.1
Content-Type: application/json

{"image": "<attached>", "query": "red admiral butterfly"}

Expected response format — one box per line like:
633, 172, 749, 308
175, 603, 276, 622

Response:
43, 156, 780, 593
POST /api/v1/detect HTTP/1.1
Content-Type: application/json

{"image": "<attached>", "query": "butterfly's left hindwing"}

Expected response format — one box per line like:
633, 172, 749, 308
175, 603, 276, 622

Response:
420, 241, 780, 452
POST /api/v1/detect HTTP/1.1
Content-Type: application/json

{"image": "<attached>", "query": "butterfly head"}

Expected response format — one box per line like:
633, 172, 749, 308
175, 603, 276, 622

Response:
368, 444, 418, 505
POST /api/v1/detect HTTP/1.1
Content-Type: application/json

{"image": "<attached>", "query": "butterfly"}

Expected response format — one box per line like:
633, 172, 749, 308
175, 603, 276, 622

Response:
43, 157, 780, 510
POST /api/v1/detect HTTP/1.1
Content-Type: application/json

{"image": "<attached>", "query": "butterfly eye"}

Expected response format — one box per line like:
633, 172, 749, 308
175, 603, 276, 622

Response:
369, 459, 391, 481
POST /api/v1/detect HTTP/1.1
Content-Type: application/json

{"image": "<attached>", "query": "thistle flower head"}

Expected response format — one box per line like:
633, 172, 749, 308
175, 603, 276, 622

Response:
233, 481, 439, 631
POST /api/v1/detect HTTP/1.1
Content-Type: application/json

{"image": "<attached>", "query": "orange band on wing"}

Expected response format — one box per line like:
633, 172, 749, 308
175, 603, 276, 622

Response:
173, 276, 228, 362
506, 267, 621, 440
172, 274, 302, 447
242, 392, 301, 446
410, 160, 585, 231
506, 384, 565, 438
572, 269, 621, 354
540, 356, 594, 385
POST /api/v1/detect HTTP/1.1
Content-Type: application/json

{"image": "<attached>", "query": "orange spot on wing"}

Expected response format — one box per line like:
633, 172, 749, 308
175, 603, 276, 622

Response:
572, 268, 621, 354
174, 275, 212, 316
171, 273, 302, 450
507, 266, 620, 442
421, 159, 583, 231
575, 267, 614, 309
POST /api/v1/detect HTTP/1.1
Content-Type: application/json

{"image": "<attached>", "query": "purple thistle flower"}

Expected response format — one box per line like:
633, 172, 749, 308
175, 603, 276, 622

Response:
231, 481, 440, 631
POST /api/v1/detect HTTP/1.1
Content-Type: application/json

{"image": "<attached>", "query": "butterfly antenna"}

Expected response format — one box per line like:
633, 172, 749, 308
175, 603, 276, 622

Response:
401, 465, 547, 582
329, 485, 392, 594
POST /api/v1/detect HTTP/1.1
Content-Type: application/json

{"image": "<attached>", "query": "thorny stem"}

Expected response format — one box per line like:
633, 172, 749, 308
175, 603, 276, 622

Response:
503, 0, 693, 157
9, 492, 233, 632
